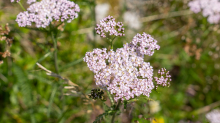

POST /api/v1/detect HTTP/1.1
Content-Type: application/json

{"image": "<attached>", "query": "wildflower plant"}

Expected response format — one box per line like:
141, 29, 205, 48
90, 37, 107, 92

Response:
11, 0, 80, 73
14, 0, 80, 28
10, 0, 80, 118
84, 16, 171, 123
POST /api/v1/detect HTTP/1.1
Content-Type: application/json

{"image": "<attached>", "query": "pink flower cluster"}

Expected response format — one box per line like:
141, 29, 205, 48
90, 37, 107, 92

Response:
84, 33, 170, 102
130, 33, 160, 56
154, 68, 171, 89
15, 0, 80, 28
188, 0, 220, 24
95, 15, 125, 38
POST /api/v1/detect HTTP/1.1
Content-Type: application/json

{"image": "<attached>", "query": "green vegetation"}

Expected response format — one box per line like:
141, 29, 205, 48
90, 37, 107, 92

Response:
0, 0, 220, 122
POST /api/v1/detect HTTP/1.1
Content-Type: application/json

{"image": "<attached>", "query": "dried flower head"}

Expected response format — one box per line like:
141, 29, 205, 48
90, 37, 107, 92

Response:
188, 0, 220, 24
0, 61, 3, 65
0, 23, 10, 36
16, 0, 80, 28
88, 89, 105, 100
0, 24, 12, 62
95, 15, 125, 38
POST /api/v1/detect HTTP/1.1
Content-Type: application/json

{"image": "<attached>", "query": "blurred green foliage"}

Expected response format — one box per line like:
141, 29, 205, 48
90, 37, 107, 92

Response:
0, 0, 220, 122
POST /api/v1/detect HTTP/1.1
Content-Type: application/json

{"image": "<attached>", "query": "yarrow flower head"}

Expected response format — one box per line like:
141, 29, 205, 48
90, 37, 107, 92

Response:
130, 33, 160, 56
95, 15, 125, 38
154, 68, 171, 89
15, 0, 80, 28
188, 0, 220, 24
84, 32, 171, 102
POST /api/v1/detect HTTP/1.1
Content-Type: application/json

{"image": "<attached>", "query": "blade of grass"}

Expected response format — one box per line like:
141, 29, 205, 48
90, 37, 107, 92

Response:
47, 84, 58, 117
60, 58, 83, 71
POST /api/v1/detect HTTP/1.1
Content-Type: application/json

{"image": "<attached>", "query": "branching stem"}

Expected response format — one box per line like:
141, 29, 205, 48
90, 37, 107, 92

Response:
111, 99, 121, 123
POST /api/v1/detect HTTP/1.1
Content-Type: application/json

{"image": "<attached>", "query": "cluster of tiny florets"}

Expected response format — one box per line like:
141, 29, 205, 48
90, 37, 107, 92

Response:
188, 0, 220, 24
84, 48, 108, 74
15, 0, 80, 28
154, 68, 171, 89
130, 33, 160, 56
95, 15, 125, 38
84, 33, 164, 102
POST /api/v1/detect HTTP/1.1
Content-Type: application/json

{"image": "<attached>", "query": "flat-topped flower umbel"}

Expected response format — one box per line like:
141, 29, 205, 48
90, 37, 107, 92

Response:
95, 15, 125, 38
84, 32, 170, 102
15, 0, 80, 28
188, 0, 220, 24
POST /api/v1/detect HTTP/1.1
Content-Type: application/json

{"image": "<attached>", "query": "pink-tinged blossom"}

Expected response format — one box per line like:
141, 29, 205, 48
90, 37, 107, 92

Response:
84, 32, 170, 102
188, 0, 220, 24
154, 68, 171, 89
130, 32, 160, 56
95, 15, 125, 38
15, 0, 80, 28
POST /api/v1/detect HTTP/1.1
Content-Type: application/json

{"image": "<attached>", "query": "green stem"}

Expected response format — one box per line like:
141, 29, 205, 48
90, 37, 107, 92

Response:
48, 84, 57, 117
107, 90, 114, 106
51, 31, 59, 74
18, 2, 26, 11
111, 99, 121, 123
110, 36, 116, 49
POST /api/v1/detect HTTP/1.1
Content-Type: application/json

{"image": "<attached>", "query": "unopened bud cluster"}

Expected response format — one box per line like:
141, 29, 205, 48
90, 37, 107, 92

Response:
188, 0, 220, 24
88, 89, 104, 100
95, 15, 125, 38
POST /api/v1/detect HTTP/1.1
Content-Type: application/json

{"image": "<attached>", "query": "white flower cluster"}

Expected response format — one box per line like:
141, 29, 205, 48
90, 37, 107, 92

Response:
15, 0, 80, 28
84, 33, 167, 102
188, 0, 220, 24
154, 68, 171, 89
206, 109, 220, 123
95, 15, 125, 38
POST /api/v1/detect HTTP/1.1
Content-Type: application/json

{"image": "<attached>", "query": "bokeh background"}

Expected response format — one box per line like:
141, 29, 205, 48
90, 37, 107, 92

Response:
1, 0, 220, 122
